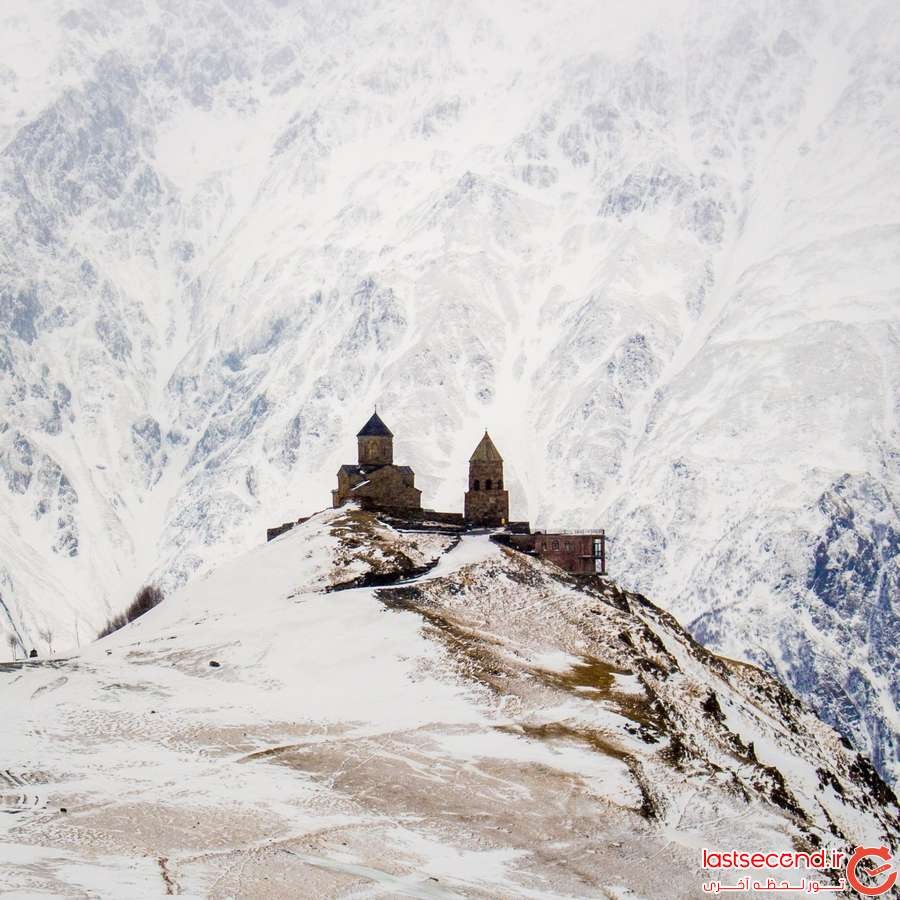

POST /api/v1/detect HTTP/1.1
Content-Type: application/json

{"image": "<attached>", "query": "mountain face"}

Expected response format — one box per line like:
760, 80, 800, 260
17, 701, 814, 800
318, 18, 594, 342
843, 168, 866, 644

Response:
2, 510, 897, 896
0, 0, 898, 790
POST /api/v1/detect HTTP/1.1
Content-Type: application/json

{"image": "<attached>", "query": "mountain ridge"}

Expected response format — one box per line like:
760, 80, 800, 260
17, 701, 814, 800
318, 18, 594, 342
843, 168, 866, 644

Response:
1, 507, 896, 896
0, 0, 897, 788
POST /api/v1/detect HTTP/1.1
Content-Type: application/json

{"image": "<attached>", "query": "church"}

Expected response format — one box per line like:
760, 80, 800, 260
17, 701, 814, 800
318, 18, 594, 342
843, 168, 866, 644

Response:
331, 410, 509, 527
268, 409, 605, 574
331, 411, 423, 511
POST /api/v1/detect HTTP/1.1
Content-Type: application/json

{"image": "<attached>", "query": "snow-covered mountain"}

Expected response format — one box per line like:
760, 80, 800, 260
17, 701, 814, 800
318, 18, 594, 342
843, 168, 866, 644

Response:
0, 0, 898, 792
2, 509, 897, 896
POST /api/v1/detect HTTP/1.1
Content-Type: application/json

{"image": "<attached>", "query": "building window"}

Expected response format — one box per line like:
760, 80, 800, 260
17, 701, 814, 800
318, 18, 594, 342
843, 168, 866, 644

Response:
552, 540, 559, 550
485, 478, 492, 490
564, 541, 572, 552
497, 479, 503, 489
473, 479, 480, 491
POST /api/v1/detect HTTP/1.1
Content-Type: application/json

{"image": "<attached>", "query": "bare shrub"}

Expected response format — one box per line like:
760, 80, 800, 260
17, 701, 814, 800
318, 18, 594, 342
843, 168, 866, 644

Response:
98, 585, 164, 639
38, 626, 54, 657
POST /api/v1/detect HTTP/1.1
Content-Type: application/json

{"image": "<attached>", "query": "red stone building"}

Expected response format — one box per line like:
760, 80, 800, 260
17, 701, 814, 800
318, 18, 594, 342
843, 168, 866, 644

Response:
531, 531, 606, 575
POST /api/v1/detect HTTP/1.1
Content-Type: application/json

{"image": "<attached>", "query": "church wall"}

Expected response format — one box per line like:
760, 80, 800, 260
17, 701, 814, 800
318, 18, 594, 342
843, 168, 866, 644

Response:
464, 489, 509, 526
352, 466, 422, 510
358, 436, 393, 465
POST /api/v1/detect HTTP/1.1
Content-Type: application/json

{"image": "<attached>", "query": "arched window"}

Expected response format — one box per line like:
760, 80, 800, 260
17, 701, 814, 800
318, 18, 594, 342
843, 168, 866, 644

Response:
497, 479, 503, 489
473, 479, 480, 491
485, 478, 492, 490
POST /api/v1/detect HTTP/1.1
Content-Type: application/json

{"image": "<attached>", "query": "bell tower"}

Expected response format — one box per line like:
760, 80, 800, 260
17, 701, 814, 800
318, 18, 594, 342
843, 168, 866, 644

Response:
464, 431, 509, 526
357, 410, 393, 467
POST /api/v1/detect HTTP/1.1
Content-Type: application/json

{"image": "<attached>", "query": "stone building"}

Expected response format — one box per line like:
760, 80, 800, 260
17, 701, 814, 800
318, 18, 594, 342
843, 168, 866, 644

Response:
331, 411, 422, 511
464, 431, 509, 527
532, 532, 606, 574
268, 417, 611, 563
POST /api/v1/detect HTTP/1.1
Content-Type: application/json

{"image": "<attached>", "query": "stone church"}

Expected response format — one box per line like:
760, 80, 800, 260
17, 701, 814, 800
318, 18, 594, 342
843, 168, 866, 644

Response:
331, 411, 422, 511
331, 413, 509, 526
304, 413, 608, 574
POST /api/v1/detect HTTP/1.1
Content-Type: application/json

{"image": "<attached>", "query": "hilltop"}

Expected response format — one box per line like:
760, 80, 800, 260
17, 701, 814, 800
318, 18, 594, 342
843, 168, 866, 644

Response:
1, 508, 896, 897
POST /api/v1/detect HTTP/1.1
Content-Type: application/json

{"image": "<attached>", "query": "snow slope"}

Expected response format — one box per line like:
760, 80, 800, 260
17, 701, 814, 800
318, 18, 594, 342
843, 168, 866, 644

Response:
1, 510, 896, 897
0, 0, 897, 788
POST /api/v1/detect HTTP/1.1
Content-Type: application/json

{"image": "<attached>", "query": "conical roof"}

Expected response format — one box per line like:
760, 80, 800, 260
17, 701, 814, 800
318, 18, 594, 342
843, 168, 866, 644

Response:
470, 430, 503, 462
357, 410, 393, 437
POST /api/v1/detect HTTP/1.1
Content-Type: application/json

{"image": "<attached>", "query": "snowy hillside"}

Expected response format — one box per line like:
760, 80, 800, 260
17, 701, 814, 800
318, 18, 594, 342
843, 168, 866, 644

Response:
0, 0, 897, 791
2, 510, 897, 896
